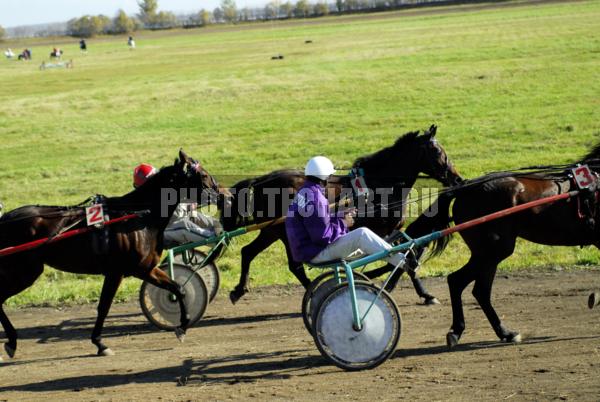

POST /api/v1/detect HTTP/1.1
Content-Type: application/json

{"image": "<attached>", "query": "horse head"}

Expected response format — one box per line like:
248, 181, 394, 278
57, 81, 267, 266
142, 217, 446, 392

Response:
410, 125, 463, 187
177, 149, 230, 207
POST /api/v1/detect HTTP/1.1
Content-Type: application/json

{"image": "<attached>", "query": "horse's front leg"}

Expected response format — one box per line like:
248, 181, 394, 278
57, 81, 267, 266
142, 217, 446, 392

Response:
143, 267, 190, 341
92, 274, 123, 356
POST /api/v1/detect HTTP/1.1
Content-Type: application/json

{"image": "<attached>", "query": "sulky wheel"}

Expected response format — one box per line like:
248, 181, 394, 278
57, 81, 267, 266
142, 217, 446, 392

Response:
302, 270, 370, 334
140, 263, 208, 331
313, 280, 401, 371
170, 250, 220, 302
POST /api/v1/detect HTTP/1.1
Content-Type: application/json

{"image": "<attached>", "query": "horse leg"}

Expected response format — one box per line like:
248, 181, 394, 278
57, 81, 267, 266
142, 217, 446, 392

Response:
282, 236, 310, 289
406, 269, 439, 305
139, 266, 190, 341
91, 274, 123, 356
446, 257, 479, 348
0, 260, 44, 359
0, 306, 16, 360
471, 264, 521, 343
230, 229, 279, 304
363, 260, 439, 304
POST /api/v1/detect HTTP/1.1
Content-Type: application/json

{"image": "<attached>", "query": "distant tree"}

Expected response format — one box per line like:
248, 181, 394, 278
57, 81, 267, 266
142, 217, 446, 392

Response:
313, 2, 329, 15
154, 11, 177, 28
374, 0, 388, 9
113, 9, 135, 34
335, 0, 345, 12
67, 15, 110, 37
345, 0, 358, 9
138, 0, 158, 27
213, 7, 224, 23
281, 1, 294, 18
264, 1, 279, 20
240, 8, 252, 21
221, 0, 238, 23
199, 9, 212, 26
294, 0, 311, 17
92, 15, 112, 34
358, 0, 370, 9
0, 25, 5, 41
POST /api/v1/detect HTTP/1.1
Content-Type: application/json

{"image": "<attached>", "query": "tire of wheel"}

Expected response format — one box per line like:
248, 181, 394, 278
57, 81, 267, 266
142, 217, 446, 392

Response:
140, 263, 208, 330
312, 280, 401, 371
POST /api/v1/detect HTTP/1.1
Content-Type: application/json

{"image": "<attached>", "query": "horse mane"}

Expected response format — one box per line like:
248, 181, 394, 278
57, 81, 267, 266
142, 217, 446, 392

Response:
582, 140, 600, 163
221, 169, 302, 230
353, 131, 420, 170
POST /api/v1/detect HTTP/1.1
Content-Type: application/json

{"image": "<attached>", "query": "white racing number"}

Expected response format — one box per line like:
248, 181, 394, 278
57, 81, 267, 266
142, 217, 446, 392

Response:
86, 204, 105, 226
572, 165, 595, 190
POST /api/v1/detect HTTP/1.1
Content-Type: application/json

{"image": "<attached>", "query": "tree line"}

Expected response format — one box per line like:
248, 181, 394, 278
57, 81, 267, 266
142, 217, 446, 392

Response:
65, 0, 456, 38
0, 0, 466, 40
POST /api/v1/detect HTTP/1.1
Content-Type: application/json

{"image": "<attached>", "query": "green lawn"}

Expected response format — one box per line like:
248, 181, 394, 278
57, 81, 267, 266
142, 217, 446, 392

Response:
1, 0, 599, 306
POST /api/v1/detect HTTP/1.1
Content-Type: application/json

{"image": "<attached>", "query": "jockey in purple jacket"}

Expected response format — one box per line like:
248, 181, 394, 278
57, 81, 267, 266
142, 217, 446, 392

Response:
285, 156, 406, 268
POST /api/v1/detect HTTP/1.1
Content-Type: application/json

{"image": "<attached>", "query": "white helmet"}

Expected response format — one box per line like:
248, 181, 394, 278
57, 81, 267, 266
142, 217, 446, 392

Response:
305, 156, 336, 180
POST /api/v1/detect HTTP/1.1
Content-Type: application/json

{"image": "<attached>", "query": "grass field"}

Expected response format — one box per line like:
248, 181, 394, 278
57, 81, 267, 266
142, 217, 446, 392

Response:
1, 0, 599, 306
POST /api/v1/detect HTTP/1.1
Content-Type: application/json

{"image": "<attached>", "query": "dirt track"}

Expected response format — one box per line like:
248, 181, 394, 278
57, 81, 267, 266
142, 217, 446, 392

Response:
1, 269, 600, 401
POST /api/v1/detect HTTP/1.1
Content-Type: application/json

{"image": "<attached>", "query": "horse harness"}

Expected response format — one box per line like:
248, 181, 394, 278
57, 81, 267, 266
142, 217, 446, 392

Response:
554, 168, 600, 233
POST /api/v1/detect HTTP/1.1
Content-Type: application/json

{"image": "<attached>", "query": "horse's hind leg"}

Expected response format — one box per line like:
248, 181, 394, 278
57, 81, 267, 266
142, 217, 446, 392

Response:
0, 259, 44, 359
0, 306, 16, 360
282, 235, 310, 289
472, 264, 521, 343
230, 229, 279, 304
91, 274, 123, 356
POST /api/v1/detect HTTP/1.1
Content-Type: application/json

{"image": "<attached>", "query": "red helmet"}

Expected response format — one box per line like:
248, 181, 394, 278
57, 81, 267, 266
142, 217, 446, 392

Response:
133, 163, 157, 188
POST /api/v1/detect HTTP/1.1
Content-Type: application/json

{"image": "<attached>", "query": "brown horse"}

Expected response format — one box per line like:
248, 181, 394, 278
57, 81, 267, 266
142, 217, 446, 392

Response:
409, 142, 600, 348
221, 125, 463, 304
0, 151, 222, 359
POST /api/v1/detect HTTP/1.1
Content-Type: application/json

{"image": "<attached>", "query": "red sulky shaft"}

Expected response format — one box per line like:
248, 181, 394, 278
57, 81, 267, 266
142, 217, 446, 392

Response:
0, 213, 140, 258
441, 190, 580, 237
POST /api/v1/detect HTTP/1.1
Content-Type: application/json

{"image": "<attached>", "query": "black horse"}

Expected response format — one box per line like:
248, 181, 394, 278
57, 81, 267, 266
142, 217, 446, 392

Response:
222, 125, 463, 304
0, 151, 222, 359
409, 141, 600, 348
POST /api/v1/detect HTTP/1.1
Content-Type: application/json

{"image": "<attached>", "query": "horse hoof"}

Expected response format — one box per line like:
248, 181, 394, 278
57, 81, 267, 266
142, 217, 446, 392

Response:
588, 292, 599, 309
175, 328, 186, 343
4, 343, 15, 358
229, 291, 241, 305
98, 348, 115, 356
424, 297, 440, 305
502, 332, 522, 344
446, 332, 459, 349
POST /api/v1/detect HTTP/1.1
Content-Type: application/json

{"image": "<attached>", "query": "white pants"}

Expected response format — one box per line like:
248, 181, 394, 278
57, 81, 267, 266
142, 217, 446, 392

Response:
164, 215, 220, 245
310, 227, 405, 267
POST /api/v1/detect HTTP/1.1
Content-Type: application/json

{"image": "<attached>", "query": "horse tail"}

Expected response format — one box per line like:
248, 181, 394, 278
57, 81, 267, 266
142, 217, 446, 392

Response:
407, 190, 456, 257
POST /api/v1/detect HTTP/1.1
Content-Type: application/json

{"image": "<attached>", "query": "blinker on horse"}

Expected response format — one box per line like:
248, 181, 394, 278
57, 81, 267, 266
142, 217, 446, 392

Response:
0, 150, 221, 359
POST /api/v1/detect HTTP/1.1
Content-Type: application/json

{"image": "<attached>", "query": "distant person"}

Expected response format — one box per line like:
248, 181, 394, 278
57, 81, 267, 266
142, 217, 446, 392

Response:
79, 39, 87, 53
128, 36, 135, 50
4, 48, 14, 59
50, 47, 62, 58
18, 49, 31, 60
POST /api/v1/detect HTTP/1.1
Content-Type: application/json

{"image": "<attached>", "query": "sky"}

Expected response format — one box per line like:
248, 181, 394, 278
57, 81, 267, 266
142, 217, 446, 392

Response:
0, 0, 266, 28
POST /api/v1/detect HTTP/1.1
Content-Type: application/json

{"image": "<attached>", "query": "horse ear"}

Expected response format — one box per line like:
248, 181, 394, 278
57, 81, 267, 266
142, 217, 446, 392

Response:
424, 124, 437, 140
179, 149, 191, 164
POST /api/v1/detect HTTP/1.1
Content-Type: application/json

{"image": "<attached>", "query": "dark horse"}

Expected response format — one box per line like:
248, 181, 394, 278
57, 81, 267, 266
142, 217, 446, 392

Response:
0, 151, 222, 359
222, 125, 463, 304
409, 141, 600, 348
